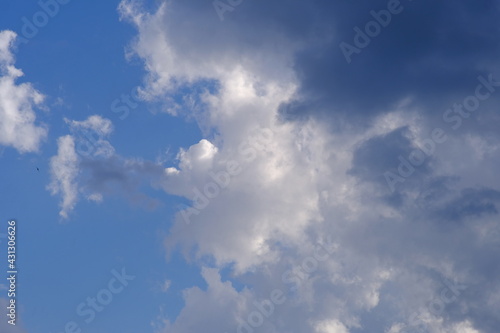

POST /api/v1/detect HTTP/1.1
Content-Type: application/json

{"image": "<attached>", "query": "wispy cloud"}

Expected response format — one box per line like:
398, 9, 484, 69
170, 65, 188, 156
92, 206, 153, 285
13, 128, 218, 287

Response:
47, 135, 79, 219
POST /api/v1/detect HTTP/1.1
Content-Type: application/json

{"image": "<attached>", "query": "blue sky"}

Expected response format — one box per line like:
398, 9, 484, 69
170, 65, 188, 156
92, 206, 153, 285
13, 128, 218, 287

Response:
0, 1, 203, 333
1, 1, 500, 333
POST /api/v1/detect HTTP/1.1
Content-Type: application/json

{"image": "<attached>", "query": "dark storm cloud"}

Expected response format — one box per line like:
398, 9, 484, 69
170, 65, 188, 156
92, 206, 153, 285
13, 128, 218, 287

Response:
273, 0, 500, 123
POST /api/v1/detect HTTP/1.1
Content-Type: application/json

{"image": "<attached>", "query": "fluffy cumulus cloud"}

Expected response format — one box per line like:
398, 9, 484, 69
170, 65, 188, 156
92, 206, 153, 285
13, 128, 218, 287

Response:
0, 30, 47, 153
115, 1, 500, 332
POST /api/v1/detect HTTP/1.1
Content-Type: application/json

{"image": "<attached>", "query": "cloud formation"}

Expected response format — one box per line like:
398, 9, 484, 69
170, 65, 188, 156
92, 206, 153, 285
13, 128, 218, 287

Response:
113, 1, 500, 332
0, 30, 47, 153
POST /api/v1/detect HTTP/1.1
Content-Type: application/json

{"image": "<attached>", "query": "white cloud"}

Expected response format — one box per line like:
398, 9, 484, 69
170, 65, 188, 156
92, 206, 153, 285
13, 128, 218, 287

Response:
66, 114, 113, 135
47, 135, 79, 219
0, 30, 47, 153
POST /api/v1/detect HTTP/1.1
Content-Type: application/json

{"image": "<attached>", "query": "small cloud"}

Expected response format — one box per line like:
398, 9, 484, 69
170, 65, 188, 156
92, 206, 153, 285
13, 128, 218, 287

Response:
161, 280, 171, 293
47, 135, 79, 219
87, 193, 103, 203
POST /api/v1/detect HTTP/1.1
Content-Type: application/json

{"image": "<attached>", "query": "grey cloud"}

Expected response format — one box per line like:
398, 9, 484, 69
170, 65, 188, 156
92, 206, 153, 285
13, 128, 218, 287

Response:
80, 156, 165, 210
